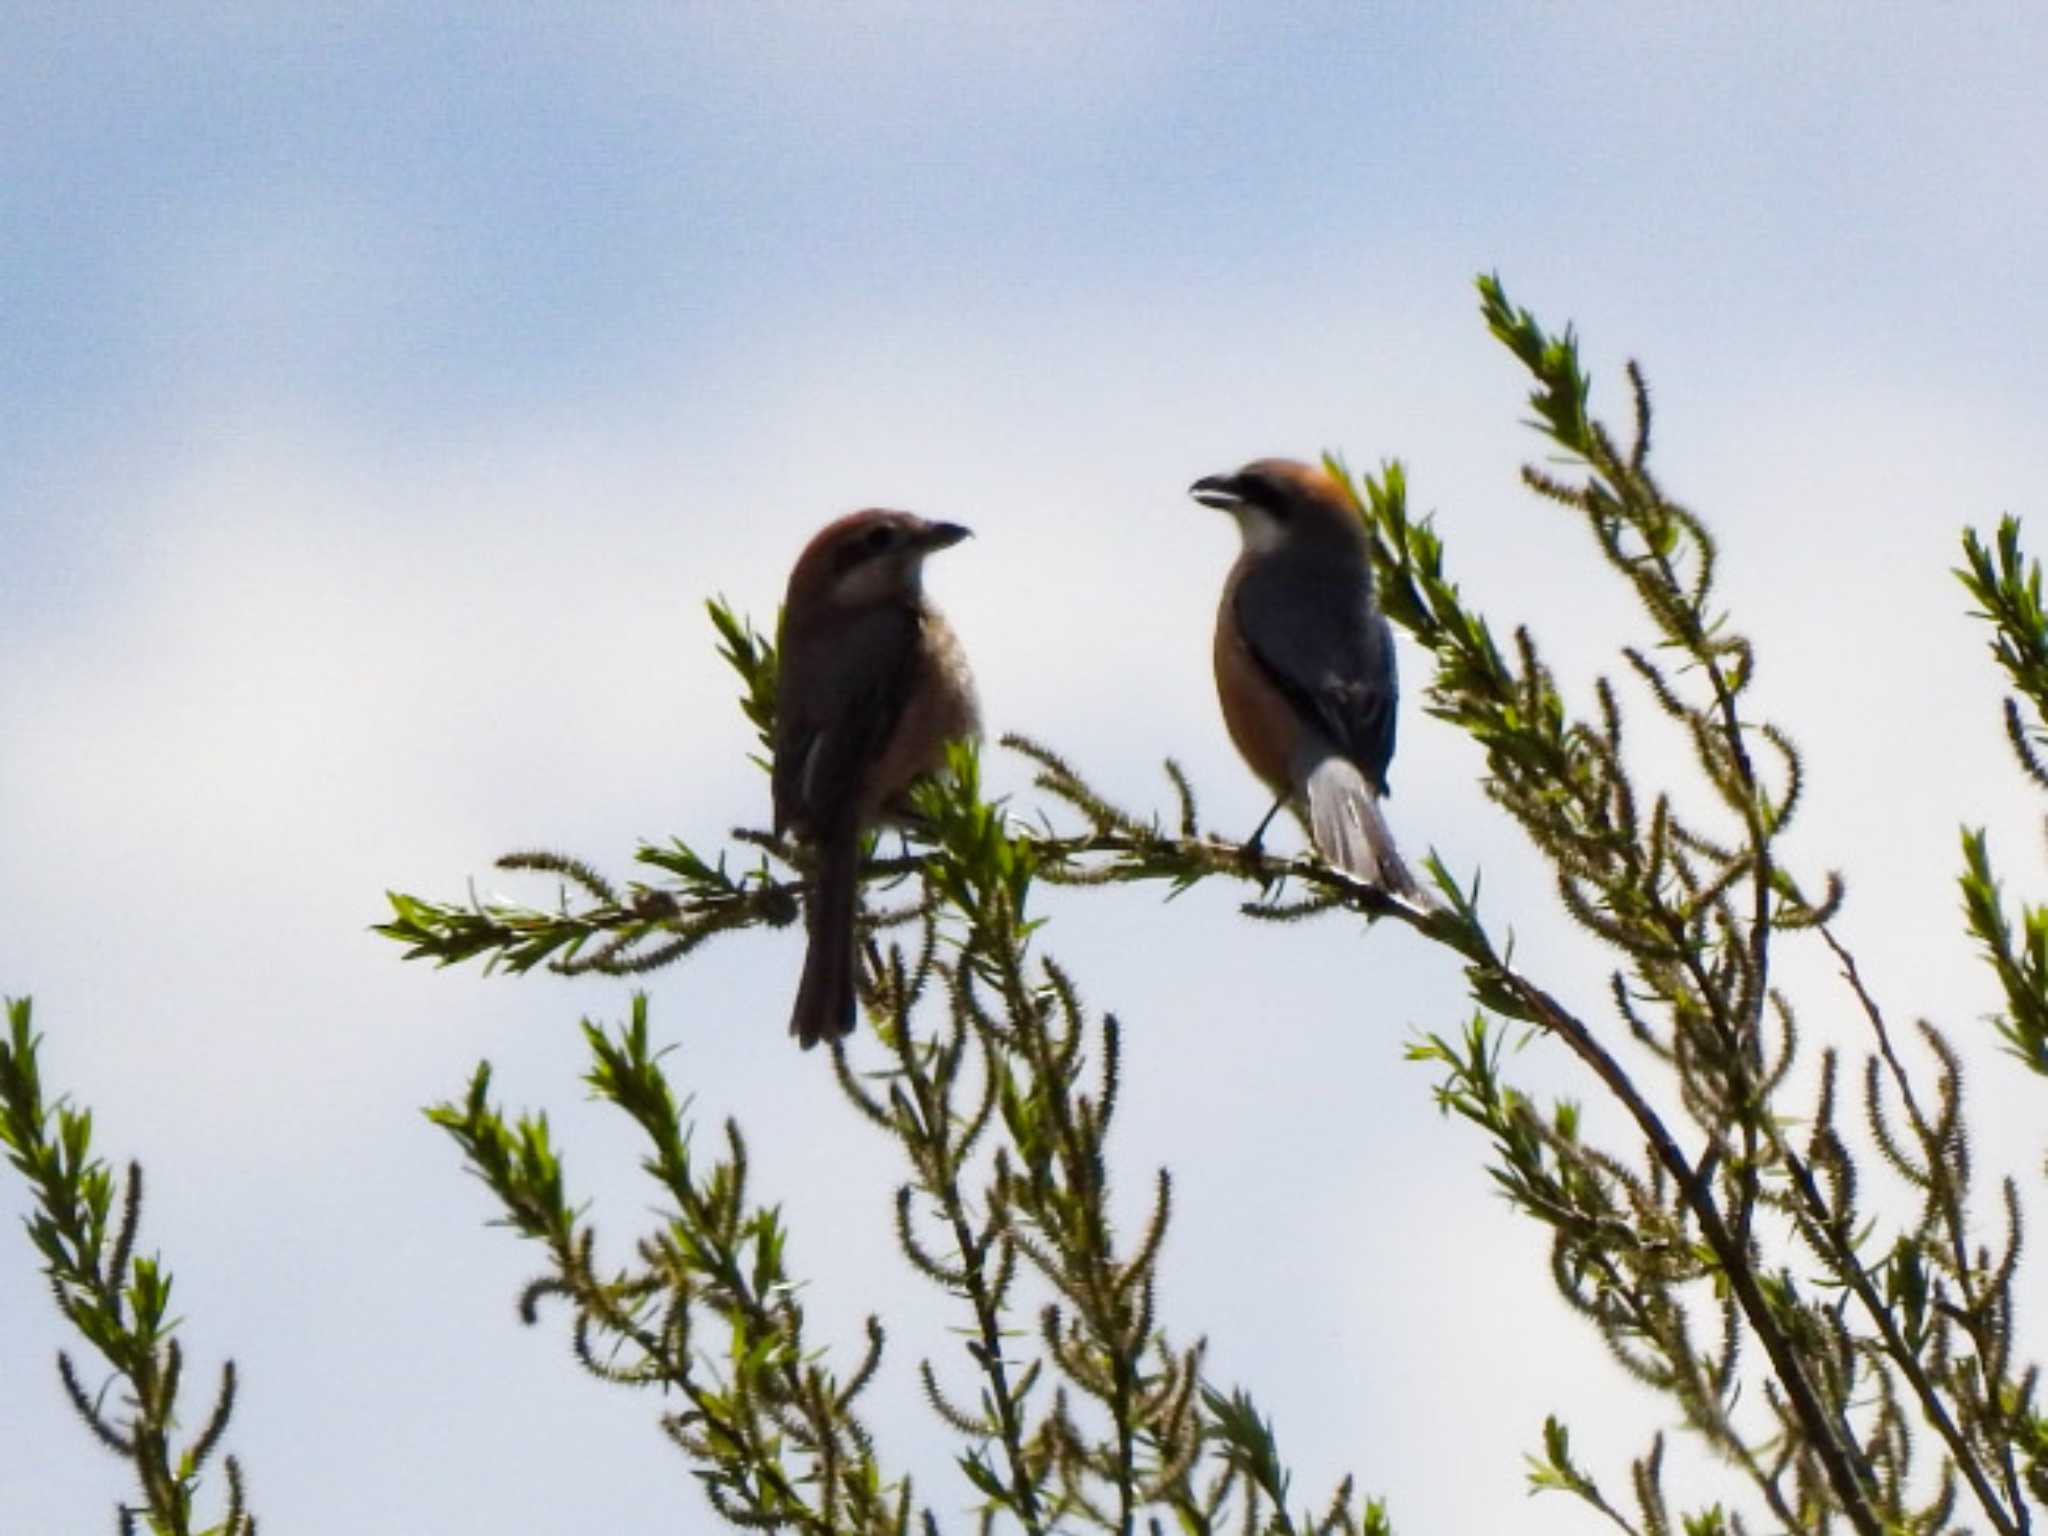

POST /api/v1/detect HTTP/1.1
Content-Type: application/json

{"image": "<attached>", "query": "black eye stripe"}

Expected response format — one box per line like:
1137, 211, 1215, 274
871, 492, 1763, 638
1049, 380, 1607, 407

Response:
1236, 475, 1286, 517
836, 524, 899, 571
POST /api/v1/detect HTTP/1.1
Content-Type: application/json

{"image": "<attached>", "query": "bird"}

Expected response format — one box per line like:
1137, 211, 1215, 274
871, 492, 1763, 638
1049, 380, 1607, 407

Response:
772, 509, 981, 1048
1189, 457, 1418, 896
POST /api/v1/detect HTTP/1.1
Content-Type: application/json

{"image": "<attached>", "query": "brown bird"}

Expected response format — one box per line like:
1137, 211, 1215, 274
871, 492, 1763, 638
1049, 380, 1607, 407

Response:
1190, 458, 1418, 895
772, 509, 981, 1047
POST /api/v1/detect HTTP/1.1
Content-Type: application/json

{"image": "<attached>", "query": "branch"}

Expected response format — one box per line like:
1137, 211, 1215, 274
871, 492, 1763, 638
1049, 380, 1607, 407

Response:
0, 997, 257, 1535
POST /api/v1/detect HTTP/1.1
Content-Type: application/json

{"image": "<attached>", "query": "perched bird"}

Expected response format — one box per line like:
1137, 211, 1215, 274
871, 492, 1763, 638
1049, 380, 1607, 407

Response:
1190, 457, 1418, 895
772, 509, 980, 1047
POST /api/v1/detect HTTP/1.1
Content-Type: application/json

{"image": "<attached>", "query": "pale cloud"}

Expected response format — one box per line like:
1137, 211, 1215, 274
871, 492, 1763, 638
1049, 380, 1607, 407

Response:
6, 7, 2048, 1533
12, 286, 2048, 1534
9, 267, 2047, 1534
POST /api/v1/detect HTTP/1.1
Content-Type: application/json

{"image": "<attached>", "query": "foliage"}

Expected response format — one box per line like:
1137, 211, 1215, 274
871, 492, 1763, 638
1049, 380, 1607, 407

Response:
431, 997, 908, 1533
11, 274, 2048, 1535
375, 275, 2048, 1535
419, 749, 1387, 1536
1958, 521, 2048, 1077
0, 997, 256, 1535
1959, 515, 2048, 792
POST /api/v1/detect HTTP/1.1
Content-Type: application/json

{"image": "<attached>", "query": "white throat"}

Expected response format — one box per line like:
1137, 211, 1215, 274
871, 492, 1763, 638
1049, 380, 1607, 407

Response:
832, 556, 922, 607
1232, 507, 1288, 557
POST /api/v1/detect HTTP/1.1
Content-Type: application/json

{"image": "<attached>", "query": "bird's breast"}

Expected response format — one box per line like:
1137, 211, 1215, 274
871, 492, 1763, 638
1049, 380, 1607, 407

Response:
864, 605, 980, 816
1214, 572, 1300, 794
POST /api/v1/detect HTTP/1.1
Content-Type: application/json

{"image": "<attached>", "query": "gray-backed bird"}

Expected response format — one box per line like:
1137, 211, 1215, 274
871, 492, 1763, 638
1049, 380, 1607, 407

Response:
772, 510, 981, 1048
1190, 458, 1418, 895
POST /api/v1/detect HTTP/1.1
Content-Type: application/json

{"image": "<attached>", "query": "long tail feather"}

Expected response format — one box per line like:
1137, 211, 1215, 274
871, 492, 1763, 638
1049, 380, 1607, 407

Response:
1303, 757, 1419, 897
790, 831, 861, 1048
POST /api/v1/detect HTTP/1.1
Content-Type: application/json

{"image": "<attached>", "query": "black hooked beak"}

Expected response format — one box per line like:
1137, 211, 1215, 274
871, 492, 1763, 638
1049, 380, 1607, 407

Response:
1189, 473, 1246, 511
916, 520, 973, 551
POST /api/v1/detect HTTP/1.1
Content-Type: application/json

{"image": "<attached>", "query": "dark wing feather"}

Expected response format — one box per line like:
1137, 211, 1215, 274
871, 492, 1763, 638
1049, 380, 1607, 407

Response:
1231, 554, 1399, 793
772, 604, 922, 838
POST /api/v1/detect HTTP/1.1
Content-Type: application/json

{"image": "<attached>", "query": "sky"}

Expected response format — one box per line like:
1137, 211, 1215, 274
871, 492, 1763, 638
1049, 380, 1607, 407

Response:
5, 5, 2048, 1532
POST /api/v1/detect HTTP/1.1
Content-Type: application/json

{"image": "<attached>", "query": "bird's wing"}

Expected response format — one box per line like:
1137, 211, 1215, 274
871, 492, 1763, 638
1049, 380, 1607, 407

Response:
1232, 557, 1399, 793
772, 604, 922, 838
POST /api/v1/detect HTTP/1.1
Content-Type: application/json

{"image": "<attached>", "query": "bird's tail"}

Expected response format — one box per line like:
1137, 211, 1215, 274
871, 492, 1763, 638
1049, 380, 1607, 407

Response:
1303, 757, 1420, 898
790, 830, 861, 1049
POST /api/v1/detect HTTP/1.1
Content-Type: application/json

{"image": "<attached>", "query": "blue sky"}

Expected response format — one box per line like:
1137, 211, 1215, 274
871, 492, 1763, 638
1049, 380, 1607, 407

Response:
5, 6, 2048, 1532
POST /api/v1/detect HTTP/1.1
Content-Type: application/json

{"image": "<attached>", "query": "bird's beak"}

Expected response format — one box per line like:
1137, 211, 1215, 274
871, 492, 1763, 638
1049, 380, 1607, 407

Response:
917, 520, 973, 552
1189, 473, 1245, 511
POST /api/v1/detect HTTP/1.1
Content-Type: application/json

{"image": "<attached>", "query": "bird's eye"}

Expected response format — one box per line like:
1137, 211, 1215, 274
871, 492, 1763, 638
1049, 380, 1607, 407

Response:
835, 523, 898, 572
1237, 474, 1284, 517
